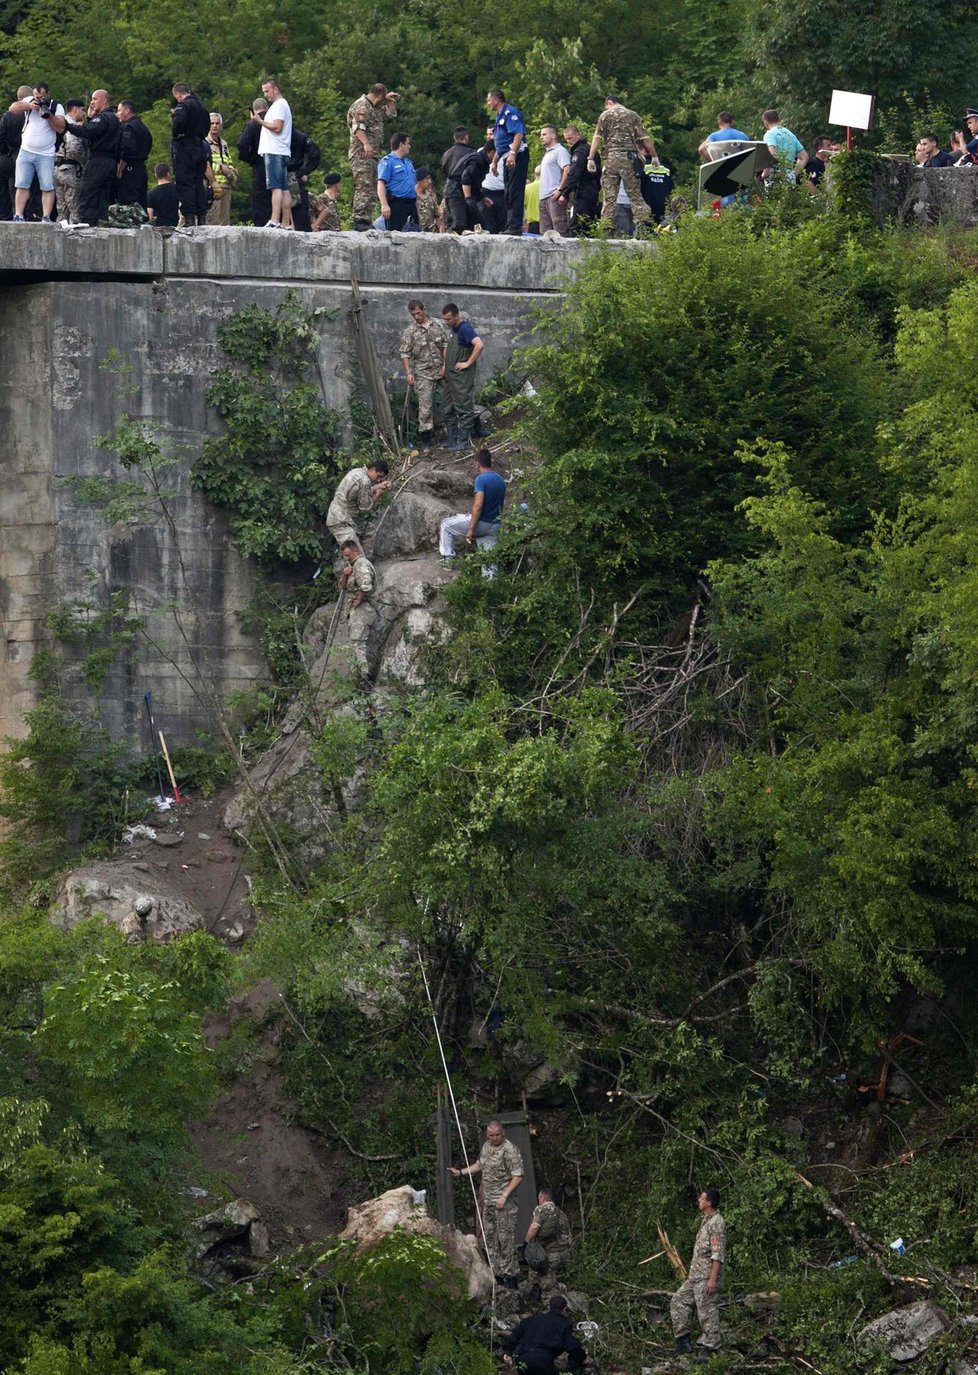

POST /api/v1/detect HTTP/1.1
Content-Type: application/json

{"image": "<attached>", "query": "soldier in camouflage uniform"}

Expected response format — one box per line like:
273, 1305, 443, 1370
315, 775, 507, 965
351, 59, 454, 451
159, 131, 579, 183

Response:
671, 1187, 726, 1354
588, 96, 658, 232
415, 167, 440, 231
347, 83, 399, 229
400, 300, 447, 447
338, 540, 377, 682
525, 1188, 573, 1289
451, 1119, 525, 1288
325, 459, 391, 549
312, 172, 342, 230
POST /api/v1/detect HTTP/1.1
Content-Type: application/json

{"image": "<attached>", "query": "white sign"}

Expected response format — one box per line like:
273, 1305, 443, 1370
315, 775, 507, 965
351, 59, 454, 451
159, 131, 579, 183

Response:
829, 89, 875, 131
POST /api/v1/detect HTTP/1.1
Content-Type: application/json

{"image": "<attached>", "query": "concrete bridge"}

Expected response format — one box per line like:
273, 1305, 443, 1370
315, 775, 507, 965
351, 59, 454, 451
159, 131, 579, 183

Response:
0, 225, 615, 747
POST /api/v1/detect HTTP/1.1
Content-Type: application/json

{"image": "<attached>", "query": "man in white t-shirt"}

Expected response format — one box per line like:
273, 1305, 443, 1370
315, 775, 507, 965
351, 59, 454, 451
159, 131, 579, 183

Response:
10, 82, 66, 223
538, 126, 570, 235
251, 77, 293, 228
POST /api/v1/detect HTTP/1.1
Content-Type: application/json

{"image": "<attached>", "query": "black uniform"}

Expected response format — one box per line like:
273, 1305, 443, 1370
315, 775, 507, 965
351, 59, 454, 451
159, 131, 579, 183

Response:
635, 154, 673, 224
236, 120, 271, 226
440, 140, 472, 232
0, 110, 23, 220
74, 108, 121, 225
502, 1311, 587, 1375
117, 115, 153, 208
564, 138, 601, 235
288, 127, 321, 231
459, 145, 503, 232
170, 92, 210, 225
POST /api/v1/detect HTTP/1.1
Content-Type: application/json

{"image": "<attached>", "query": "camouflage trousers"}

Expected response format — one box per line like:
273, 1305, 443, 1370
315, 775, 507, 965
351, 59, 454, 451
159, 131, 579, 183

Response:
326, 520, 363, 551
539, 1243, 571, 1292
670, 1275, 722, 1349
347, 601, 377, 678
350, 153, 378, 225
413, 373, 442, 432
601, 149, 650, 225
483, 1199, 520, 1279
55, 164, 84, 222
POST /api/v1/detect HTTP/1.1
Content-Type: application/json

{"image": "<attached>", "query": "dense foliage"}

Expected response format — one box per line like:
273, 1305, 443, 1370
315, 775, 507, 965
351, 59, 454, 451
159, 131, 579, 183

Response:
248, 214, 978, 1369
5, 140, 978, 1366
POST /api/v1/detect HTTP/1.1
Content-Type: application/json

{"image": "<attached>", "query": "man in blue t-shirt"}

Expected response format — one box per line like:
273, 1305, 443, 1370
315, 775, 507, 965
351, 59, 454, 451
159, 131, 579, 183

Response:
761, 109, 807, 183
698, 111, 750, 160
487, 87, 528, 235
377, 131, 418, 229
439, 449, 506, 577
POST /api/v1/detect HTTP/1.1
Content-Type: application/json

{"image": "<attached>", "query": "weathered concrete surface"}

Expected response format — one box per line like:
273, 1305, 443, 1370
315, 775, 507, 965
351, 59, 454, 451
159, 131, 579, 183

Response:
0, 227, 614, 746
897, 164, 978, 227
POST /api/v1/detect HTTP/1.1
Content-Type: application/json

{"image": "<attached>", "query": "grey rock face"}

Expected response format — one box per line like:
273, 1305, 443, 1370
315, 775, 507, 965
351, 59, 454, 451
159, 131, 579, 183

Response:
859, 1301, 950, 1362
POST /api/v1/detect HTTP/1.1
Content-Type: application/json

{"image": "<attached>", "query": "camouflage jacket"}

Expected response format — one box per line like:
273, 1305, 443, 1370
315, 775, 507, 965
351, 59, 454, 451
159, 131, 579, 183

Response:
347, 94, 395, 160
595, 102, 649, 153
312, 194, 341, 231
399, 318, 448, 377
479, 1137, 524, 1203
345, 554, 375, 601
417, 185, 439, 231
688, 1212, 726, 1280
532, 1201, 572, 1249
328, 467, 374, 526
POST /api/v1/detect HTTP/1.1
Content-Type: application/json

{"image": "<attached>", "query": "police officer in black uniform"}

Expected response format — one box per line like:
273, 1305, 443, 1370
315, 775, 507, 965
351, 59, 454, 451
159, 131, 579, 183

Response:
502, 1296, 587, 1375
170, 82, 210, 225
74, 89, 121, 226
0, 103, 24, 220
561, 125, 601, 235
440, 125, 472, 233
116, 100, 153, 208
288, 125, 321, 231
236, 97, 271, 225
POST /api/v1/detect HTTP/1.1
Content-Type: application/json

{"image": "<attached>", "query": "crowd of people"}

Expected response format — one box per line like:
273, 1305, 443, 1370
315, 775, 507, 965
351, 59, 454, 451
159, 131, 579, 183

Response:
10, 76, 971, 237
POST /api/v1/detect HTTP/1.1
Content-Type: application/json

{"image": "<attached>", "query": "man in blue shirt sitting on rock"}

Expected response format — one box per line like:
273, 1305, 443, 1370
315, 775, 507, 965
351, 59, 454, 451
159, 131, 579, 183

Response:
487, 88, 528, 235
377, 131, 417, 229
439, 449, 506, 577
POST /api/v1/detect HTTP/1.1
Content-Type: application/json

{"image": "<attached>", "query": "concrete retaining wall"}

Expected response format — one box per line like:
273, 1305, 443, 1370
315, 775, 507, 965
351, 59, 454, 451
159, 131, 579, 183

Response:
0, 225, 627, 746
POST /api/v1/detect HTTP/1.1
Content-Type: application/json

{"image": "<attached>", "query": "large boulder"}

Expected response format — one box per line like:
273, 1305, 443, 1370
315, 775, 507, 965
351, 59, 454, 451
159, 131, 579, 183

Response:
57, 863, 203, 941
859, 1301, 950, 1362
341, 1184, 493, 1304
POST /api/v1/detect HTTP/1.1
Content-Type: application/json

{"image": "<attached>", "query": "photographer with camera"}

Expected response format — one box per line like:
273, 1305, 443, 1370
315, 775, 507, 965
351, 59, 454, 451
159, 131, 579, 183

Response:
9, 82, 65, 223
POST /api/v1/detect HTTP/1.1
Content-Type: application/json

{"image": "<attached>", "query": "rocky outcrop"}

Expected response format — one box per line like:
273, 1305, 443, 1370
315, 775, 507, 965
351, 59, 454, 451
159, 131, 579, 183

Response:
57, 863, 203, 941
341, 1184, 493, 1304
223, 456, 484, 856
192, 1198, 271, 1281
859, 1301, 950, 1362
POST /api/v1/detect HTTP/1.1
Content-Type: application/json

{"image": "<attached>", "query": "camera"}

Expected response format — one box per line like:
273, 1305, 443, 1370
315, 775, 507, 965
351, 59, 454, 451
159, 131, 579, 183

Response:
35, 95, 55, 117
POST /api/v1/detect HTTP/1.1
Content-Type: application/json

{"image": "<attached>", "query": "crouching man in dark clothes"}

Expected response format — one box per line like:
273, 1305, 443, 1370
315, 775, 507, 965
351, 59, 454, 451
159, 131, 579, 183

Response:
502, 1295, 587, 1375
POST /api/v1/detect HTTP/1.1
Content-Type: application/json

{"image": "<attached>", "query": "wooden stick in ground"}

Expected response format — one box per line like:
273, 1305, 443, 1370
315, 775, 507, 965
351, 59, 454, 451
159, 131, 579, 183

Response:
157, 729, 184, 803
656, 1221, 687, 1280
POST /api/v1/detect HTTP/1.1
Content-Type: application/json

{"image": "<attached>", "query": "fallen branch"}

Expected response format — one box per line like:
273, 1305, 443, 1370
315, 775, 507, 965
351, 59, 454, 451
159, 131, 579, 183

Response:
794, 1171, 929, 1288
656, 1221, 687, 1280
